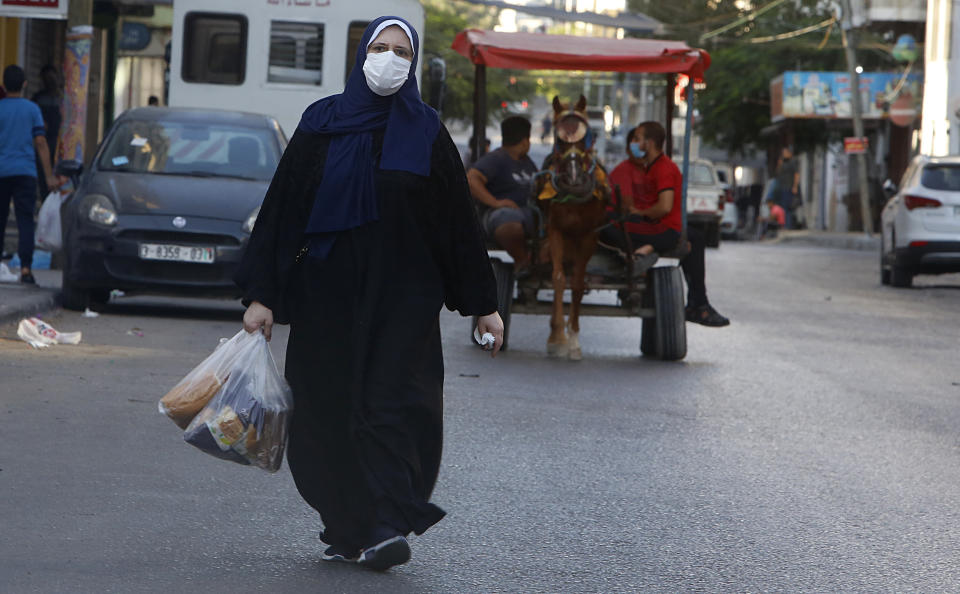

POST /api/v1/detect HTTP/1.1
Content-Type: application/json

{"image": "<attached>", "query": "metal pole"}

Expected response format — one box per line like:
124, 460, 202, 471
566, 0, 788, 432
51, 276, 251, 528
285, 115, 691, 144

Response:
680, 83, 694, 232
840, 0, 874, 236
665, 73, 675, 158
471, 64, 487, 165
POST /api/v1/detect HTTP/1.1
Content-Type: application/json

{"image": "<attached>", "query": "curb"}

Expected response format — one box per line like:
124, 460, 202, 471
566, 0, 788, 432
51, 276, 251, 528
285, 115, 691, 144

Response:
0, 288, 61, 326
768, 231, 880, 252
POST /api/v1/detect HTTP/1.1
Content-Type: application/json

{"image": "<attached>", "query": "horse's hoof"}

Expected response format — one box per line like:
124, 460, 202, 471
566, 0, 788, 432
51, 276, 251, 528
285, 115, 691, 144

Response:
568, 348, 582, 361
547, 342, 568, 358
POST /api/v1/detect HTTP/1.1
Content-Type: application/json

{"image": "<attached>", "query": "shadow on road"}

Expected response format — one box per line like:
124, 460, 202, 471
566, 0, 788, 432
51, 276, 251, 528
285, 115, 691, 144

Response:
95, 295, 244, 322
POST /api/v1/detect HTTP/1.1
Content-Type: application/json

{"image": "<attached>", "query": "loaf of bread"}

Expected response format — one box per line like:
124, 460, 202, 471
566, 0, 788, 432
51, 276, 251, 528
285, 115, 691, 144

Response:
159, 371, 226, 429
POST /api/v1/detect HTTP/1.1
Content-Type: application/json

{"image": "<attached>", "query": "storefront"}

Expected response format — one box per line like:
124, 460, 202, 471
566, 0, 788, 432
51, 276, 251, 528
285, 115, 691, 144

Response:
0, 1, 68, 95
769, 70, 923, 232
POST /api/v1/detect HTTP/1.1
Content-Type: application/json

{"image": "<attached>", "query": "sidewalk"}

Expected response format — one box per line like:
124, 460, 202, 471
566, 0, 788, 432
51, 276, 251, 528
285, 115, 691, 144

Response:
0, 268, 60, 325
767, 229, 880, 252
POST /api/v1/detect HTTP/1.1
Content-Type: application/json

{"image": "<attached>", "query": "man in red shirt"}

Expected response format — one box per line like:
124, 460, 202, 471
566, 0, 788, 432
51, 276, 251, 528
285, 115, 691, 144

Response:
600, 121, 729, 327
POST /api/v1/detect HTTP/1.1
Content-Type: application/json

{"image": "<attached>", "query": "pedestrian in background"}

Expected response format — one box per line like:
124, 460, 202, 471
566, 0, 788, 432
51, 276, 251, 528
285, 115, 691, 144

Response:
235, 16, 502, 571
540, 111, 552, 143
0, 65, 61, 284
461, 134, 490, 169
31, 64, 62, 197
773, 147, 800, 229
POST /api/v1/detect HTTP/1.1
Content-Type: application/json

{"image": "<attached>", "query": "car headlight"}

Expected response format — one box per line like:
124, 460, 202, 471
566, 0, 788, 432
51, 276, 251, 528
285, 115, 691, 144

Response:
243, 205, 261, 233
84, 194, 117, 226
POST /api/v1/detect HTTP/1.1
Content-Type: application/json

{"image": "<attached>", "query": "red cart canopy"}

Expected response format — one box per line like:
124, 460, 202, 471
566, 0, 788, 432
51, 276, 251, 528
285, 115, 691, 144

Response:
452, 29, 710, 79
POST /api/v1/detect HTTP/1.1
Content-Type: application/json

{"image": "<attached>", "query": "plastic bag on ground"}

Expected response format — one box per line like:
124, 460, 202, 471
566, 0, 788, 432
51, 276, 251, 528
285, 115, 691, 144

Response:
35, 191, 63, 251
159, 330, 255, 429
17, 317, 82, 349
179, 330, 293, 472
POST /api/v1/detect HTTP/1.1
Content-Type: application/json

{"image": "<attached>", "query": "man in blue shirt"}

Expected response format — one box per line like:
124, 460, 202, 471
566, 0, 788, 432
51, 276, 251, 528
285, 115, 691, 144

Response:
0, 65, 61, 284
467, 116, 538, 277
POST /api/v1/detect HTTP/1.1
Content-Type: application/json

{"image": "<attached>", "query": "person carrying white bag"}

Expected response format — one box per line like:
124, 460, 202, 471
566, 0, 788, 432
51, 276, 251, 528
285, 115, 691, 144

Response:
35, 190, 62, 251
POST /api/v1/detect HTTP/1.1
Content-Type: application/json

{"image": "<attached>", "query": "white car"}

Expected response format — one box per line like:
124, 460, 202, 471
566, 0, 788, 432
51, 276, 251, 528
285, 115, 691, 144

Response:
686, 159, 726, 247
880, 155, 960, 287
714, 162, 738, 238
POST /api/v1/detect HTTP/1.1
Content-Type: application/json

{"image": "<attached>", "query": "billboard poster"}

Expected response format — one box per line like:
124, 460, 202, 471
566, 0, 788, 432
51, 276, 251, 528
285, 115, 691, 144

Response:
771, 70, 922, 122
0, 0, 68, 20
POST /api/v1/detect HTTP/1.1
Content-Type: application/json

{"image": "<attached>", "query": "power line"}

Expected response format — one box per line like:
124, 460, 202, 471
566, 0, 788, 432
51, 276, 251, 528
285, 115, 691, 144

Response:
748, 17, 837, 44
699, 0, 790, 42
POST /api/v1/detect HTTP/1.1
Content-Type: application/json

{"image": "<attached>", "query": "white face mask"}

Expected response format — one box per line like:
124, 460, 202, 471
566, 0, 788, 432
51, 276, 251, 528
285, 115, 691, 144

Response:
362, 51, 411, 96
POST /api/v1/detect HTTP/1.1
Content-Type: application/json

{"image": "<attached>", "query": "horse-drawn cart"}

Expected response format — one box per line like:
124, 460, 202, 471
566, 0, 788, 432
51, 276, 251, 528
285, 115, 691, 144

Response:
452, 30, 711, 360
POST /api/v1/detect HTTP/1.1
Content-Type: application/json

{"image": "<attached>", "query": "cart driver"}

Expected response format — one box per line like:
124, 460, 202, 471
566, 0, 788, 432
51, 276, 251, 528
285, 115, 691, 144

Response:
467, 116, 538, 279
599, 121, 730, 327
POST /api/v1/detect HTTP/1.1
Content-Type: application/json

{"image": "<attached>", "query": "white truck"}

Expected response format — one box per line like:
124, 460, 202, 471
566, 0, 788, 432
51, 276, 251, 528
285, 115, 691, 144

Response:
685, 158, 726, 247
168, 0, 425, 138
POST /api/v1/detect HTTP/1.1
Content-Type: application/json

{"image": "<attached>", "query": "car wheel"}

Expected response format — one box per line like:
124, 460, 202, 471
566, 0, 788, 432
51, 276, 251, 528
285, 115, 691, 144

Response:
890, 264, 913, 288
880, 234, 891, 285
59, 249, 105, 311
705, 223, 721, 248
60, 268, 90, 311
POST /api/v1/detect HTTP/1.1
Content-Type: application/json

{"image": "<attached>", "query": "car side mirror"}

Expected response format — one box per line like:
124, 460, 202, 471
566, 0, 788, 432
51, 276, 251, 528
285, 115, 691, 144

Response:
56, 159, 83, 179
882, 178, 898, 197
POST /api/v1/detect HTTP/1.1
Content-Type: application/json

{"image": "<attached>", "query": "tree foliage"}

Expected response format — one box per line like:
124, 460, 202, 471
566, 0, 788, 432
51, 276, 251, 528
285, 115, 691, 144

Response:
629, 0, 896, 154
421, 0, 537, 123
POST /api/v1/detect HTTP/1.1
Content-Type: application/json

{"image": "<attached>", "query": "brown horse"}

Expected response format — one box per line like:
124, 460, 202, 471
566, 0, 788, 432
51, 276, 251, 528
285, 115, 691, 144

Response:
536, 95, 610, 360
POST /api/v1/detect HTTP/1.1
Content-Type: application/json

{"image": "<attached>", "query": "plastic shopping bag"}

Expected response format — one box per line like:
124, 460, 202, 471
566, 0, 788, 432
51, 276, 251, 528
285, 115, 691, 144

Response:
159, 330, 258, 429
17, 317, 82, 348
35, 191, 62, 251
182, 331, 293, 472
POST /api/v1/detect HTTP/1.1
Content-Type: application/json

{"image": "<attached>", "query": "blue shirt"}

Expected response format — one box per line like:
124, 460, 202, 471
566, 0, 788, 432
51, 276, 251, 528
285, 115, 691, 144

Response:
471, 147, 538, 208
0, 97, 45, 178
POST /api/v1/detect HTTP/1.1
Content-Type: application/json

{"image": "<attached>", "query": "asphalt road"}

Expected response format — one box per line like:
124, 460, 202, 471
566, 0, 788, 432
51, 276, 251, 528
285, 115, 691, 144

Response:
3, 242, 960, 592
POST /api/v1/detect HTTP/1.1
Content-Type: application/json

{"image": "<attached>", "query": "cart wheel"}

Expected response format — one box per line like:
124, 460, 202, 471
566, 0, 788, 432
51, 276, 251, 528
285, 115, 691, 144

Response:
640, 282, 656, 356
646, 266, 686, 360
470, 258, 513, 351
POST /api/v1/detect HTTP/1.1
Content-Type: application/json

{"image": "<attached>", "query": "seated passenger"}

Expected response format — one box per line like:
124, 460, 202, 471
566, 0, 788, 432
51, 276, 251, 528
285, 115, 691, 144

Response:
599, 122, 730, 327
467, 116, 538, 278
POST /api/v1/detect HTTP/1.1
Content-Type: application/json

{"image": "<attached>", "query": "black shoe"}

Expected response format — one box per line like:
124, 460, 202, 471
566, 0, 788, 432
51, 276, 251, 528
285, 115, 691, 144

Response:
358, 535, 411, 571
685, 303, 730, 327
20, 272, 36, 285
321, 543, 360, 563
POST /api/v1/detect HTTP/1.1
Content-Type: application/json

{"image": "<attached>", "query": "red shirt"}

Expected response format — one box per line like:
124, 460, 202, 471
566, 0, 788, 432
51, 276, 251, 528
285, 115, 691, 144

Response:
609, 154, 683, 235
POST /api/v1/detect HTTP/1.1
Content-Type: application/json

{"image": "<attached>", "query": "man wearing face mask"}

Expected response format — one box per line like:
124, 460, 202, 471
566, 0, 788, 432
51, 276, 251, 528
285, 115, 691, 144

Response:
466, 116, 538, 278
235, 17, 503, 571
600, 122, 730, 327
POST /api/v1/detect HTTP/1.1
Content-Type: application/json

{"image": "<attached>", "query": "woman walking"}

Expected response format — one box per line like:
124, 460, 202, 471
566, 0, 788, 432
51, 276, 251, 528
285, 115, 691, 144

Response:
235, 17, 503, 570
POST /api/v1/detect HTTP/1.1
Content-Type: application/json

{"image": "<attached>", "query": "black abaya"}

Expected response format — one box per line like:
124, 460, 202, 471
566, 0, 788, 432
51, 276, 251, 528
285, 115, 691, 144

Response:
235, 124, 497, 550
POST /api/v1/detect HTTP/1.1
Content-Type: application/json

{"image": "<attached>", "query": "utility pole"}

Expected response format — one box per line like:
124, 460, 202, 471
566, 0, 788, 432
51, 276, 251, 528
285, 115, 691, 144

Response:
59, 0, 94, 165
839, 0, 874, 236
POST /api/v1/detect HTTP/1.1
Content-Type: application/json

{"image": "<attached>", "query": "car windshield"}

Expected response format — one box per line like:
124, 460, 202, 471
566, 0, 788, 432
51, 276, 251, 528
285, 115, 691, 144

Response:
920, 164, 960, 191
690, 163, 716, 185
97, 119, 280, 181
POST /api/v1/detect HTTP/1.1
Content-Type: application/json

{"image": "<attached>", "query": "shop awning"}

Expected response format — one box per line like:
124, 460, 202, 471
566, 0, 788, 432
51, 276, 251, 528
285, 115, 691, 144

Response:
451, 29, 710, 79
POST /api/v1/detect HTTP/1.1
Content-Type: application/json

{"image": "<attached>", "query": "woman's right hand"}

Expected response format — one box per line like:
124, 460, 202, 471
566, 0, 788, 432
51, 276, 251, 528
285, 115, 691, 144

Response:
243, 301, 274, 341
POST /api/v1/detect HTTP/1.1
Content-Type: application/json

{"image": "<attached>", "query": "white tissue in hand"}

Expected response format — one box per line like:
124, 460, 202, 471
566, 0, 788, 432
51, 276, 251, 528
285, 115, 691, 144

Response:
473, 327, 496, 348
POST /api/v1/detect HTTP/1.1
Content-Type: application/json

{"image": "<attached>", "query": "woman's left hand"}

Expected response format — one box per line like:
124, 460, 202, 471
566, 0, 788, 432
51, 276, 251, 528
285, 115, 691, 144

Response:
477, 311, 504, 357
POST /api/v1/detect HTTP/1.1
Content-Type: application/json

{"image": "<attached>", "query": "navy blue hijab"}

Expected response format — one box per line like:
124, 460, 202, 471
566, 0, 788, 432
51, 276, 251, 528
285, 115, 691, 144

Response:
298, 16, 440, 254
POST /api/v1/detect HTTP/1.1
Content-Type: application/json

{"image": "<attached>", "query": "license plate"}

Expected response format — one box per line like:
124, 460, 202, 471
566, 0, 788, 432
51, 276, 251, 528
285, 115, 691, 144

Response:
139, 243, 215, 264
